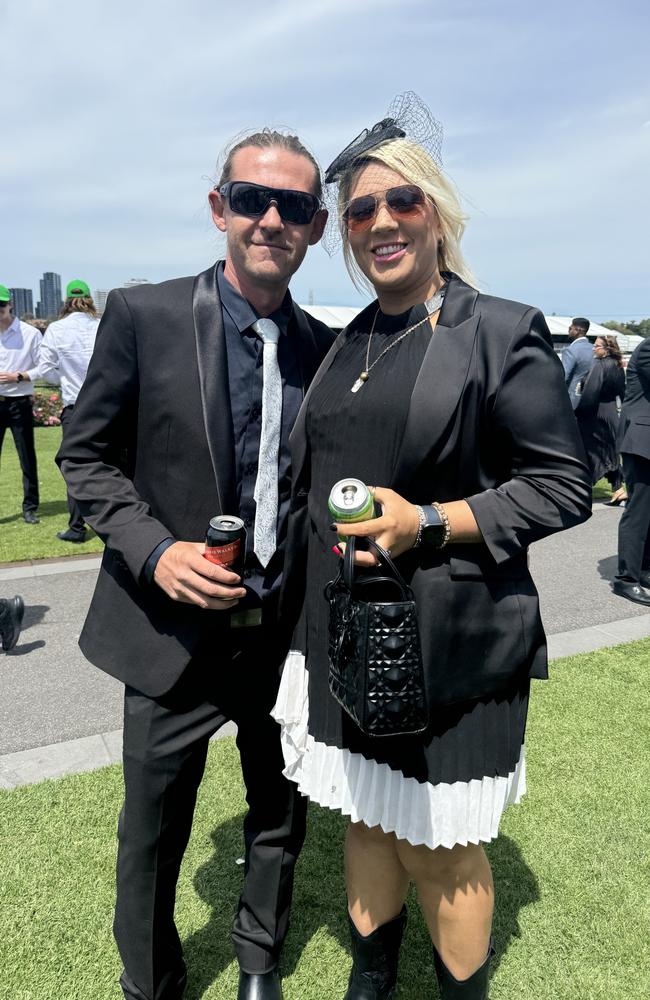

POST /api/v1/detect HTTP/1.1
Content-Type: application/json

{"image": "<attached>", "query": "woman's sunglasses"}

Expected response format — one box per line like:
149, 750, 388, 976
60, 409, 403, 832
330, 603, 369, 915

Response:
343, 184, 427, 232
218, 181, 321, 225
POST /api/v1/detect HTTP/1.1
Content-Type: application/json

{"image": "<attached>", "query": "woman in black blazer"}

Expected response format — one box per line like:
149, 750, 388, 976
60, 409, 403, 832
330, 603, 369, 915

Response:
575, 334, 626, 489
273, 98, 592, 999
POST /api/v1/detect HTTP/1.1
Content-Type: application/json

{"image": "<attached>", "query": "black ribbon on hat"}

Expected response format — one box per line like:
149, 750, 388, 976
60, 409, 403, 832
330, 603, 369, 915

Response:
324, 118, 406, 184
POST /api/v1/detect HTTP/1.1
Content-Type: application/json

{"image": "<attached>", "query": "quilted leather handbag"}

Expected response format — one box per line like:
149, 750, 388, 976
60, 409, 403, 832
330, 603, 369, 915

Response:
325, 536, 427, 737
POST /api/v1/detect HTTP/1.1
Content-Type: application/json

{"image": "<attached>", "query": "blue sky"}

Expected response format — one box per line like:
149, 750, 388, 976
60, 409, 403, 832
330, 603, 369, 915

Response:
3, 0, 649, 319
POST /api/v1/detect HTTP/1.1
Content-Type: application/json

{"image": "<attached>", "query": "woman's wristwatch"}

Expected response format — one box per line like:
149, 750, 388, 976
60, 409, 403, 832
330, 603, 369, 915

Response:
414, 503, 451, 549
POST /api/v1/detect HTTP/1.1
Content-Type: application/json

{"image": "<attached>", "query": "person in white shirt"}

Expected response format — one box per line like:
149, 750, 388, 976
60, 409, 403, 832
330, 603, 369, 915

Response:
0, 285, 41, 523
39, 279, 100, 542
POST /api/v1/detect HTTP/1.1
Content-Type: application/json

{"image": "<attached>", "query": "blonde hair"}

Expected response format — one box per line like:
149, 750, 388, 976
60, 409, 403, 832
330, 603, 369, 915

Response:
59, 296, 97, 319
338, 138, 477, 293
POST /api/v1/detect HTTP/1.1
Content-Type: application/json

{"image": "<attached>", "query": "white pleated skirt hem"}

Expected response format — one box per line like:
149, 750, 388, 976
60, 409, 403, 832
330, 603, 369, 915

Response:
272, 650, 526, 851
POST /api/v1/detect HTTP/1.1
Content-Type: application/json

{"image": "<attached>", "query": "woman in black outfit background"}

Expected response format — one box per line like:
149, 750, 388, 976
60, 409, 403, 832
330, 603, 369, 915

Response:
274, 95, 592, 999
576, 334, 626, 491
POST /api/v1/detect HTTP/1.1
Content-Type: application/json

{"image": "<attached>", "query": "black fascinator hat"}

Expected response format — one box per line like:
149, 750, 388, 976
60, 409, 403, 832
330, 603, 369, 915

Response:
322, 91, 443, 253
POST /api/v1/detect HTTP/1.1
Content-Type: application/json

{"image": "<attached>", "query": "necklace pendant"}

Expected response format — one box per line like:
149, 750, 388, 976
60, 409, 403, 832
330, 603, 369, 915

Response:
351, 371, 369, 394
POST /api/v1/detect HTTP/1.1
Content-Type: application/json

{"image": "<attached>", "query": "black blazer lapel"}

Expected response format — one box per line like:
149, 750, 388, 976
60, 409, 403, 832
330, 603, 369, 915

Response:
393, 275, 480, 489
192, 263, 237, 514
291, 304, 320, 386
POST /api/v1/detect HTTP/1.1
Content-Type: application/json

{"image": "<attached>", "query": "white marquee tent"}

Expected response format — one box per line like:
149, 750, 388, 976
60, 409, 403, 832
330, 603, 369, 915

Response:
302, 306, 644, 354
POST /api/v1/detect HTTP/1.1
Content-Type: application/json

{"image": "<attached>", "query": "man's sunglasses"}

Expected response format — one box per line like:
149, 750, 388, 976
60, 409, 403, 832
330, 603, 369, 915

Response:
343, 184, 427, 232
218, 181, 321, 225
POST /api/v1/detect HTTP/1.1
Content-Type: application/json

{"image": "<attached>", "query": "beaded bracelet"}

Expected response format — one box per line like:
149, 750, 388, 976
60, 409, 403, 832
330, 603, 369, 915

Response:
414, 505, 427, 547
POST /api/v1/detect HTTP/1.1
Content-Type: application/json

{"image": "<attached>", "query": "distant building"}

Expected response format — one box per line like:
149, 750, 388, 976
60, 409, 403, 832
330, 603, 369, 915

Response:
36, 271, 62, 319
123, 278, 151, 288
9, 288, 34, 317
94, 289, 111, 314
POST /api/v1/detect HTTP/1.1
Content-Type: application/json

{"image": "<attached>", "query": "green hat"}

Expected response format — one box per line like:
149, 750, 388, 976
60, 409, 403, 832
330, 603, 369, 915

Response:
66, 279, 91, 298
0, 284, 11, 302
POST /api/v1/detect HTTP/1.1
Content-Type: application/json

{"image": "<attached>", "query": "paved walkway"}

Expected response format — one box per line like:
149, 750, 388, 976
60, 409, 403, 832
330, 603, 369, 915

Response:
2, 614, 648, 791
1, 501, 648, 790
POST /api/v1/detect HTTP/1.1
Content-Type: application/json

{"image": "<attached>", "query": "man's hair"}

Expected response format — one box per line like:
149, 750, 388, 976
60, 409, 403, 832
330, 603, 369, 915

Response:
217, 129, 322, 199
59, 295, 97, 319
572, 317, 590, 333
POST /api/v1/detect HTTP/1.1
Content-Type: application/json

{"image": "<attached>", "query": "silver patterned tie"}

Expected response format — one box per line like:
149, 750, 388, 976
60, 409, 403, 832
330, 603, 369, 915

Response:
252, 318, 282, 568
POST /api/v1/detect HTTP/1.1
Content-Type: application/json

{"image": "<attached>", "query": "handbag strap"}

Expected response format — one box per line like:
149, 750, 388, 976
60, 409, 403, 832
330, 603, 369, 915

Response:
343, 535, 413, 599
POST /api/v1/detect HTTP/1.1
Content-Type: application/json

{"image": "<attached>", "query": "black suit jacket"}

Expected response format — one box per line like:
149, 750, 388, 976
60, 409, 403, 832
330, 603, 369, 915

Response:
618, 338, 650, 460
280, 274, 592, 705
57, 262, 335, 697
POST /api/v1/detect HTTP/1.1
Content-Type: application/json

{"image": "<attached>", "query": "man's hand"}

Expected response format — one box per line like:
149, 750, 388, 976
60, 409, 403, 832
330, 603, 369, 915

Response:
0, 371, 21, 383
153, 541, 246, 609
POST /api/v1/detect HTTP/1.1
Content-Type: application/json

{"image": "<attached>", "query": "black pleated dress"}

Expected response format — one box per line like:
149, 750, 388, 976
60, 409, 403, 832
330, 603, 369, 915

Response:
273, 303, 529, 848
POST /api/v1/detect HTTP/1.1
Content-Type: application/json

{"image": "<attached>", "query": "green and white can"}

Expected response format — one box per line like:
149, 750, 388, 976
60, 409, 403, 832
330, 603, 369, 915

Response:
328, 478, 376, 541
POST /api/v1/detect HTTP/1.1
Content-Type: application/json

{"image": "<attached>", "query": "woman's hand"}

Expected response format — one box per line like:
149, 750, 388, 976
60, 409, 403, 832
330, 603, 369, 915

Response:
332, 486, 420, 567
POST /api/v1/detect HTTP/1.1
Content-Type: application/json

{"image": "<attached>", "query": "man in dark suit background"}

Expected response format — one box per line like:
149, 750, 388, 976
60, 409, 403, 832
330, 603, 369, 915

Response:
57, 131, 331, 1000
612, 337, 650, 605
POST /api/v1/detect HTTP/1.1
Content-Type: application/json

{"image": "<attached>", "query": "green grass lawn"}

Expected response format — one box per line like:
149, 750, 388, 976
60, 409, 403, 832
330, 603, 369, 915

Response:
1, 641, 648, 1000
0, 427, 103, 562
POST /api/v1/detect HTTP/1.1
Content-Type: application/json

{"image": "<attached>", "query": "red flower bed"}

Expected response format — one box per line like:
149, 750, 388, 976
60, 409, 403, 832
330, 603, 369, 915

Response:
32, 388, 62, 426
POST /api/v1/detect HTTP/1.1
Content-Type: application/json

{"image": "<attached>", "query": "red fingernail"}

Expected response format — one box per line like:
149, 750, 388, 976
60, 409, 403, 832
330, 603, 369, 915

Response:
331, 545, 341, 556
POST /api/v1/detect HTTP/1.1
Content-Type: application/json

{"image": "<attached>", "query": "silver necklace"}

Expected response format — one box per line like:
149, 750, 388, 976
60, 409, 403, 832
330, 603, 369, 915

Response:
350, 285, 446, 393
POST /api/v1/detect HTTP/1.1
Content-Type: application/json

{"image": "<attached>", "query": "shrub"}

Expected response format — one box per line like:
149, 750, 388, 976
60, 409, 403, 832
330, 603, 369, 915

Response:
32, 388, 62, 427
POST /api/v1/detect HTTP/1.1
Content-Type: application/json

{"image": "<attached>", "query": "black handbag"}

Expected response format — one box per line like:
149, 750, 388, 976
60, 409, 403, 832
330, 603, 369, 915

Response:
325, 536, 427, 737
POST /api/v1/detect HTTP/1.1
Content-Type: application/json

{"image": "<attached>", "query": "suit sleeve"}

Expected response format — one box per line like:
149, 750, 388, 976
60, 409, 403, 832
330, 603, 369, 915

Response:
466, 308, 592, 564
56, 289, 173, 580
575, 359, 602, 417
561, 342, 576, 384
636, 338, 650, 391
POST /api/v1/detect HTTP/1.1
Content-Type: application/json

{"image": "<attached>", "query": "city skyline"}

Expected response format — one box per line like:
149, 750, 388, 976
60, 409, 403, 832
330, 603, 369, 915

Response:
6, 265, 649, 324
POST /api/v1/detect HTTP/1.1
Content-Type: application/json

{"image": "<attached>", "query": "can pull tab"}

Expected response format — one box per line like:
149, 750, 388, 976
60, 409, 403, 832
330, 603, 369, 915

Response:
342, 485, 358, 507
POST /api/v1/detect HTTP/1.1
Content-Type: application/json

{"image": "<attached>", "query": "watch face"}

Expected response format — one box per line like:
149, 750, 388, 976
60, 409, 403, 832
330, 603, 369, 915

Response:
421, 506, 445, 548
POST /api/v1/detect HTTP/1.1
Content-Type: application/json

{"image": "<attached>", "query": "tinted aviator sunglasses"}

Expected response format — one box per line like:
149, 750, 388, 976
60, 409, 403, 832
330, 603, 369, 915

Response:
343, 184, 427, 232
218, 180, 321, 225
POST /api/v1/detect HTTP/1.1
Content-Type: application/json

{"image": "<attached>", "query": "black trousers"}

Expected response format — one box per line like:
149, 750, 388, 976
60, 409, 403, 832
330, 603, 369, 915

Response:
115, 626, 307, 1000
59, 405, 85, 531
617, 453, 650, 583
0, 395, 39, 512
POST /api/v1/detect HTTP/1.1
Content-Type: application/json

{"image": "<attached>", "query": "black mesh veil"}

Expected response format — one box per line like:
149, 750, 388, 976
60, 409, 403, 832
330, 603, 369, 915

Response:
321, 92, 443, 254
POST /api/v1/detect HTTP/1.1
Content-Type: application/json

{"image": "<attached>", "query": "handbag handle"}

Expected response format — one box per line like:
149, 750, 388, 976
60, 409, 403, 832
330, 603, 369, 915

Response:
343, 535, 413, 599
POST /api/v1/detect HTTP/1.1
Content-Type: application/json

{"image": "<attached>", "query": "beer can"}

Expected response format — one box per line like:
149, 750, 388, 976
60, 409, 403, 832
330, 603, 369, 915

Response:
328, 479, 376, 541
204, 515, 246, 577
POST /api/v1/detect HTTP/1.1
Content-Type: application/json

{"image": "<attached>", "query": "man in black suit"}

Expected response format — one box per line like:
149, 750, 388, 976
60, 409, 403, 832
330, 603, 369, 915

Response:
612, 338, 650, 605
57, 131, 332, 1000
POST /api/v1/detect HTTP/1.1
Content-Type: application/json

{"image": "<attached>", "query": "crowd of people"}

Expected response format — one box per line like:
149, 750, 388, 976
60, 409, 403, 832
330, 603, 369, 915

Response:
1, 92, 649, 1000
560, 316, 650, 605
0, 280, 99, 539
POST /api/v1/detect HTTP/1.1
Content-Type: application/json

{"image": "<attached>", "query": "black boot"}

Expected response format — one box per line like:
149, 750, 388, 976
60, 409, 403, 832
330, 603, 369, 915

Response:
432, 940, 494, 999
0, 596, 24, 652
344, 907, 407, 1000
